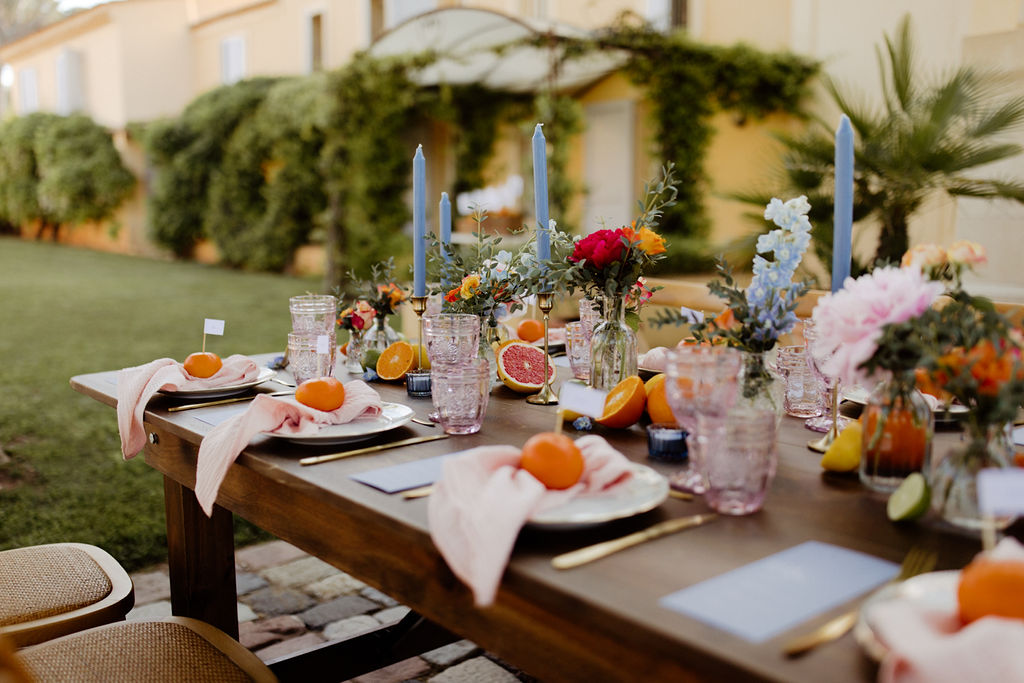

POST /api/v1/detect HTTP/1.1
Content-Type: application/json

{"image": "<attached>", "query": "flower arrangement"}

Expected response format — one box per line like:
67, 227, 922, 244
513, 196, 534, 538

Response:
535, 164, 676, 306
337, 300, 376, 332
343, 258, 407, 319
901, 239, 988, 296
431, 210, 527, 325
690, 196, 814, 353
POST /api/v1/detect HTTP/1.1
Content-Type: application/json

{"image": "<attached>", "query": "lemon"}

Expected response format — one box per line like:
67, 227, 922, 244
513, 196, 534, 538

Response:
820, 420, 863, 472
887, 472, 930, 522
360, 348, 382, 369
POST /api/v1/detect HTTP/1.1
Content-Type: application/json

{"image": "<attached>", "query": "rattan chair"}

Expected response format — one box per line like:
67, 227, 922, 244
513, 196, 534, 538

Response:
12, 617, 277, 682
0, 543, 134, 647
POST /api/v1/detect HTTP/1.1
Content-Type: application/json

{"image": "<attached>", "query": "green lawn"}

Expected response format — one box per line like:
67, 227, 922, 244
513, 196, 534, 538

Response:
0, 238, 321, 570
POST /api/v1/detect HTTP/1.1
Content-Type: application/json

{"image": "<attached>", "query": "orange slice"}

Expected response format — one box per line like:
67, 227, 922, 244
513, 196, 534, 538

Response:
597, 376, 646, 429
644, 374, 676, 425
376, 341, 416, 381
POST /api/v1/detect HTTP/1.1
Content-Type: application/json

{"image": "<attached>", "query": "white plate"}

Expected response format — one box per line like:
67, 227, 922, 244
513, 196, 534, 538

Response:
853, 570, 960, 662
159, 367, 276, 399
261, 401, 415, 445
843, 386, 969, 416
527, 463, 669, 529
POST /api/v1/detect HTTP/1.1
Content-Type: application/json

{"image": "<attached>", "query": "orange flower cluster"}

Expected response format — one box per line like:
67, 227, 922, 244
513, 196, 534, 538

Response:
377, 283, 405, 309
936, 339, 1023, 397
623, 224, 667, 255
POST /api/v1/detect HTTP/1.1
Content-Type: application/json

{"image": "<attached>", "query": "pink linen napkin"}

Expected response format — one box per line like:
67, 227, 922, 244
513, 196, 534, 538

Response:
117, 355, 261, 458
194, 381, 382, 516
873, 538, 1024, 683
428, 434, 633, 607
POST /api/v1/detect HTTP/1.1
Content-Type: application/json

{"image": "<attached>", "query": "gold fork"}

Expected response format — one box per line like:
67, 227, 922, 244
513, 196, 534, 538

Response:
782, 547, 937, 657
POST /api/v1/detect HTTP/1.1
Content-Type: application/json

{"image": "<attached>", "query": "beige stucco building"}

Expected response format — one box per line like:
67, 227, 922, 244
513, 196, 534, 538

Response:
2, 0, 1024, 298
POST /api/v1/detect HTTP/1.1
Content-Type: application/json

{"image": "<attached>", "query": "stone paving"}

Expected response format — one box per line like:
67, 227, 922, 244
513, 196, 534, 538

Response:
127, 539, 537, 683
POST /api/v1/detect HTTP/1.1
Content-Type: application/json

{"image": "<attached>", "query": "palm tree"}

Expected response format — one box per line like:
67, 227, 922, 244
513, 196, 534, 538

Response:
741, 15, 1024, 272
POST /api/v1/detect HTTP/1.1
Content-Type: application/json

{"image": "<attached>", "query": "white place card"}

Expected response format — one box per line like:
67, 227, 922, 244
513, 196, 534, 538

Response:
678, 306, 704, 324
1013, 425, 1024, 447
204, 318, 225, 335
350, 452, 462, 493
316, 334, 330, 354
978, 468, 1024, 516
659, 541, 899, 643
559, 382, 607, 419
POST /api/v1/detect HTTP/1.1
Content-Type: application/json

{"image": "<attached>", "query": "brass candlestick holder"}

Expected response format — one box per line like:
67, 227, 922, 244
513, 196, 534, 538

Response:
409, 295, 428, 371
526, 291, 558, 405
807, 382, 841, 453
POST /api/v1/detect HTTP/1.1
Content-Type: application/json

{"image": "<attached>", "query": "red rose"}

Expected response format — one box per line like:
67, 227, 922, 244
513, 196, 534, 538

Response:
570, 229, 627, 271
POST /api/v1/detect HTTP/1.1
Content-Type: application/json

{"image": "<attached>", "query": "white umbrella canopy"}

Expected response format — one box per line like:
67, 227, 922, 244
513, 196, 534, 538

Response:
367, 7, 625, 93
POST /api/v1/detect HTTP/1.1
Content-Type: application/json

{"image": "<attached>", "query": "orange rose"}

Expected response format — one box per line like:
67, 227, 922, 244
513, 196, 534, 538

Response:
623, 225, 667, 255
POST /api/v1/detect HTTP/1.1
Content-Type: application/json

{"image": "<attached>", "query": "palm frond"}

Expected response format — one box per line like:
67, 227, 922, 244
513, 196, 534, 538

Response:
926, 141, 1022, 173
945, 177, 1024, 202
968, 95, 1024, 138
821, 75, 881, 137
879, 14, 916, 114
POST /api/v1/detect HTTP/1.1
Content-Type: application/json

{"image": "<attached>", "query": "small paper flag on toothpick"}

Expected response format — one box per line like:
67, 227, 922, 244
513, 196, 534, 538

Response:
316, 334, 330, 354
559, 382, 608, 418
679, 306, 704, 324
977, 469, 1024, 551
204, 319, 225, 335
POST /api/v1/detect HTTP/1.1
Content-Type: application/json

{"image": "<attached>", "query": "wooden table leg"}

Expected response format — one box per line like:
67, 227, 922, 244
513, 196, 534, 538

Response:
163, 475, 239, 639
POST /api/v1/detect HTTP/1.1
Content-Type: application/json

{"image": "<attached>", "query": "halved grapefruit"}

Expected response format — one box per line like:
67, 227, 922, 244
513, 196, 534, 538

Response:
497, 341, 556, 393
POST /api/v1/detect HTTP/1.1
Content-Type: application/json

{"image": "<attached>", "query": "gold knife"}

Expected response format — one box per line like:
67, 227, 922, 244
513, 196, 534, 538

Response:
551, 513, 718, 570
299, 434, 450, 466
168, 391, 293, 412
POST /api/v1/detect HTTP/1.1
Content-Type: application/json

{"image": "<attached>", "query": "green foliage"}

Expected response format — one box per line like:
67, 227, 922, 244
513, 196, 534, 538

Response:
0, 112, 134, 235
0, 112, 60, 228
143, 77, 278, 256
539, 21, 817, 247
33, 114, 136, 226
321, 54, 430, 285
206, 75, 328, 270
742, 15, 1024, 270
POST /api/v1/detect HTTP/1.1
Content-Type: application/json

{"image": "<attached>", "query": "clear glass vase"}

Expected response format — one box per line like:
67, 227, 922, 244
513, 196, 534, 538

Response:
736, 351, 784, 422
344, 328, 367, 374
366, 315, 400, 353
479, 316, 505, 387
860, 375, 934, 493
928, 424, 1016, 530
589, 295, 637, 390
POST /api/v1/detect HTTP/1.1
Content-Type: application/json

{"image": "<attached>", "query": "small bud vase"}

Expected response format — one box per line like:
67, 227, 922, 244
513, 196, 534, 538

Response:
860, 375, 933, 493
928, 423, 1015, 530
366, 315, 400, 353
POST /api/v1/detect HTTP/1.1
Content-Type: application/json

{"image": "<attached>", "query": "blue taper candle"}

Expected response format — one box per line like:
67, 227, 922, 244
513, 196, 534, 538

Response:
832, 115, 853, 293
439, 192, 451, 263
532, 124, 550, 265
413, 145, 426, 297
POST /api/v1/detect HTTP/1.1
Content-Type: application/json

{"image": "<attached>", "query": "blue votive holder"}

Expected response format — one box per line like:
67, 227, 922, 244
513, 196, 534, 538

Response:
405, 371, 432, 398
646, 423, 688, 463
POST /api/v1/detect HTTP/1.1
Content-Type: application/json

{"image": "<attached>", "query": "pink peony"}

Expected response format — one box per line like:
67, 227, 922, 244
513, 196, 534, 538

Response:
809, 266, 943, 387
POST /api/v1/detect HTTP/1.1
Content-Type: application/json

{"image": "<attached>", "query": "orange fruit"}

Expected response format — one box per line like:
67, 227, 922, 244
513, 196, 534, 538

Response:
496, 341, 555, 393
520, 432, 585, 490
958, 557, 1024, 623
597, 376, 646, 428
644, 374, 676, 425
517, 319, 544, 343
376, 341, 417, 381
183, 352, 222, 378
295, 376, 346, 411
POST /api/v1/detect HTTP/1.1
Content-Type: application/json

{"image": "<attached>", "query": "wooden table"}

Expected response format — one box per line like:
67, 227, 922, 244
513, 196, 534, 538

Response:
70, 361, 1002, 682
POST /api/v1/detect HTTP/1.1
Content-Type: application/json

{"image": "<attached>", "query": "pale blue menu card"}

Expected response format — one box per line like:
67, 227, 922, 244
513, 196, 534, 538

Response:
659, 541, 899, 642
350, 452, 456, 493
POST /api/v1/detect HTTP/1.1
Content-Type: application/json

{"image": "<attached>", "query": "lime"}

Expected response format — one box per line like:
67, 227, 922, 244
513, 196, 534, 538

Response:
887, 472, 930, 522
819, 421, 862, 472
360, 348, 382, 369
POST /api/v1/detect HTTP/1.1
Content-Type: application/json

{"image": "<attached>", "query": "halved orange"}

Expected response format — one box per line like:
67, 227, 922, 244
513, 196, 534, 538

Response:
376, 341, 416, 381
644, 374, 676, 425
597, 375, 646, 428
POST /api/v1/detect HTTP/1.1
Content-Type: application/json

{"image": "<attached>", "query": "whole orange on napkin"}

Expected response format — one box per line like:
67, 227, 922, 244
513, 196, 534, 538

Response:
872, 538, 1024, 683
195, 381, 382, 516
428, 434, 633, 606
117, 355, 261, 458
